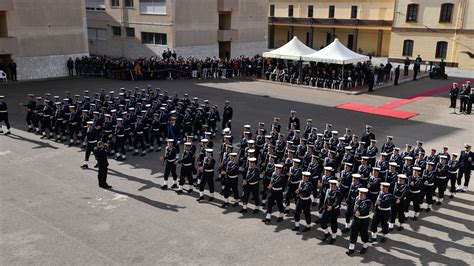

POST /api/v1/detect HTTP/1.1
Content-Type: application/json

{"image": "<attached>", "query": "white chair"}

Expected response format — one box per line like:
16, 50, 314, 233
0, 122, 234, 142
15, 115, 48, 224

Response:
0, 70, 7, 82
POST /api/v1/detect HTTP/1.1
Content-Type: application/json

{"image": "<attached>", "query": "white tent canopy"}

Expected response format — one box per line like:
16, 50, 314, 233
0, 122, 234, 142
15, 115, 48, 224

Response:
263, 37, 316, 61
302, 38, 369, 65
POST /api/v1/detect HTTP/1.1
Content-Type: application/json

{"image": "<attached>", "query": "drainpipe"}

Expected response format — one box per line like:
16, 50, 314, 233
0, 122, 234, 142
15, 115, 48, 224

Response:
451, 0, 466, 66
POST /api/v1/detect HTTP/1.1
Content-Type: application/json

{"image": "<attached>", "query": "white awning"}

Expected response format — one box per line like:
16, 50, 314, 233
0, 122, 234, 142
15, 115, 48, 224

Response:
263, 37, 316, 61
302, 38, 369, 64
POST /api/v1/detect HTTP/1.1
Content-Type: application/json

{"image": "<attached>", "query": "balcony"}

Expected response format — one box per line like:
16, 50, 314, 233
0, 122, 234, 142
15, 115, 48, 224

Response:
217, 29, 238, 42
0, 37, 17, 54
218, 0, 238, 12
0, 0, 13, 11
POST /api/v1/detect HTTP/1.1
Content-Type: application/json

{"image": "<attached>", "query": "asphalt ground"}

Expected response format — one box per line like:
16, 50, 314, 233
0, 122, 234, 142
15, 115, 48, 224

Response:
0, 77, 473, 265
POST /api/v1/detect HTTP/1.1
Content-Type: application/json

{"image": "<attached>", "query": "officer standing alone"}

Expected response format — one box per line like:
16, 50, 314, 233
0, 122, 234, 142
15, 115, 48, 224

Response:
0, 96, 11, 134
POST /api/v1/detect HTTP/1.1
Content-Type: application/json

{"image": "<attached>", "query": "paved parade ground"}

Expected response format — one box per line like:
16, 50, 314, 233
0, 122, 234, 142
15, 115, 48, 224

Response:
0, 77, 473, 265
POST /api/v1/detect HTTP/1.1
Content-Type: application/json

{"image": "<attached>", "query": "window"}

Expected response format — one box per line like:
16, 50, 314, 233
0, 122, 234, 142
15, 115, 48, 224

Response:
439, 3, 454, 22
288, 5, 293, 17
308, 5, 314, 18
110, 0, 119, 7
351, 6, 358, 19
86, 0, 105, 11
140, 0, 166, 15
141, 32, 167, 45
125, 0, 134, 7
111, 26, 121, 36
329, 5, 335, 18
406, 4, 418, 22
402, 40, 414, 56
87, 28, 107, 40
270, 5, 275, 17
126, 27, 135, 37
435, 41, 448, 58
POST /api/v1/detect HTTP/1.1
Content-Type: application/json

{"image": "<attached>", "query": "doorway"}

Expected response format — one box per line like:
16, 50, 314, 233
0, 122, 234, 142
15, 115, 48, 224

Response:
219, 41, 231, 59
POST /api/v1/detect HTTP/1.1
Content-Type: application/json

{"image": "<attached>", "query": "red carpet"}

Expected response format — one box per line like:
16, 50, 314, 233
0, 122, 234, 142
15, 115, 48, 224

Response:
336, 103, 418, 119
336, 79, 474, 119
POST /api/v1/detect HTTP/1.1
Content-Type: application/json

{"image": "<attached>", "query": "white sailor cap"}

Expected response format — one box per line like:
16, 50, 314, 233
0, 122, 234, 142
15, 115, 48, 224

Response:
182, 142, 191, 146
331, 130, 338, 134
404, 156, 413, 160
373, 167, 381, 171
381, 182, 391, 187
248, 149, 256, 153
345, 146, 352, 150
104, 114, 111, 117
244, 124, 251, 128
416, 140, 424, 144
205, 149, 213, 153
413, 166, 422, 171
394, 147, 400, 151
166, 139, 174, 142
306, 119, 312, 122
116, 118, 123, 121
265, 135, 272, 138
54, 102, 61, 105
224, 135, 232, 139
324, 166, 334, 171
358, 188, 369, 193
398, 174, 408, 179
205, 131, 212, 135
329, 180, 338, 185
201, 138, 209, 143
362, 156, 369, 160
248, 157, 257, 163
223, 128, 230, 132
427, 162, 435, 165
275, 164, 283, 168
439, 155, 448, 160
452, 153, 459, 157
292, 158, 301, 163
344, 162, 353, 167
387, 136, 393, 139
317, 133, 324, 137
87, 121, 94, 125
380, 152, 388, 156
389, 162, 398, 167
371, 139, 377, 143
302, 171, 311, 176
248, 140, 255, 144
229, 152, 238, 156
352, 174, 361, 179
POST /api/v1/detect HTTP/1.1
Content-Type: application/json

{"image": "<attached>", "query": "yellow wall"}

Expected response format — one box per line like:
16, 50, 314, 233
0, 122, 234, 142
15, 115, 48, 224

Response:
270, 0, 395, 20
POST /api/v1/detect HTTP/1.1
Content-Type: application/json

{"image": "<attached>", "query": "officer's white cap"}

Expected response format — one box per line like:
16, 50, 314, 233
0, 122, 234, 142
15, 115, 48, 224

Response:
345, 163, 353, 166
223, 128, 230, 132
362, 156, 369, 160
452, 153, 459, 157
345, 146, 352, 150
373, 167, 381, 171
224, 135, 232, 139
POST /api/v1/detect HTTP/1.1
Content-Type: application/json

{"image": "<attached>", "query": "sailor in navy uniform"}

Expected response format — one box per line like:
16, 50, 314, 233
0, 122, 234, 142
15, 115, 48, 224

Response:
221, 153, 240, 207
370, 182, 394, 243
343, 174, 363, 234
307, 154, 322, 206
414, 151, 426, 170
367, 168, 382, 203
261, 155, 276, 205
303, 119, 313, 139
346, 188, 371, 255
385, 162, 399, 192
319, 166, 336, 212
81, 121, 99, 169
381, 136, 395, 156
389, 147, 403, 171
360, 125, 375, 146
240, 157, 260, 214
457, 143, 473, 192
339, 163, 354, 200
0, 96, 10, 134
284, 158, 302, 213
288, 110, 300, 130
402, 156, 414, 177
24, 94, 36, 132
292, 172, 313, 232
407, 167, 424, 221
421, 162, 435, 212
434, 155, 449, 204
340, 146, 355, 172
263, 164, 286, 223
197, 149, 216, 202
367, 139, 378, 167
375, 153, 389, 178
447, 153, 459, 198
353, 141, 367, 171
177, 142, 195, 194
389, 174, 408, 231
358, 157, 371, 187
413, 140, 425, 157
161, 139, 178, 190
114, 118, 126, 161
320, 180, 343, 244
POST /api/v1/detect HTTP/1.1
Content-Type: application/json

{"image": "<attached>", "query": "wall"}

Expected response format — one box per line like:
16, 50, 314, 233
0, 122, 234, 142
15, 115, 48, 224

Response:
14, 53, 89, 80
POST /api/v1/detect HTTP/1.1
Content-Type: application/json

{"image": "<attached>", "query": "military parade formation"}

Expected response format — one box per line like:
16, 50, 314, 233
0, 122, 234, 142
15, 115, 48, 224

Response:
0, 86, 472, 256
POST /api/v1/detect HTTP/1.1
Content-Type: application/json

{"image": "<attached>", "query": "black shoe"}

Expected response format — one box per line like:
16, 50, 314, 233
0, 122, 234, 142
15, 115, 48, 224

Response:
171, 184, 178, 189
263, 218, 271, 224
188, 189, 193, 194
311, 202, 317, 207
346, 249, 355, 256
208, 197, 214, 202
81, 165, 88, 169
413, 216, 418, 221
284, 209, 289, 214
322, 233, 330, 241
302, 227, 311, 232
380, 237, 386, 243
277, 217, 283, 222
359, 247, 368, 254
252, 209, 259, 214
40, 135, 46, 139
176, 190, 183, 194
196, 196, 204, 202
369, 237, 376, 243
239, 209, 248, 213
425, 208, 431, 212
233, 202, 239, 207
397, 226, 404, 231
104, 185, 112, 189
342, 228, 350, 234
449, 194, 454, 199
161, 185, 168, 190
221, 203, 229, 208
93, 164, 98, 168
292, 226, 300, 232
329, 238, 336, 244
436, 201, 441, 205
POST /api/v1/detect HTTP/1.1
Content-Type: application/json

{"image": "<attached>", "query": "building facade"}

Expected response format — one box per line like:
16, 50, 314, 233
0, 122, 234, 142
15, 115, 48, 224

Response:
268, 0, 394, 57
86, 0, 268, 59
389, 0, 473, 69
0, 0, 89, 80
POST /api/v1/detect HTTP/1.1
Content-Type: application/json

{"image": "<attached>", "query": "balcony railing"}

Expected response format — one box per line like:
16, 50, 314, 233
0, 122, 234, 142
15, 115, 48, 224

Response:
269, 17, 393, 28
